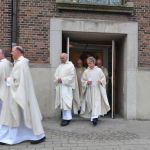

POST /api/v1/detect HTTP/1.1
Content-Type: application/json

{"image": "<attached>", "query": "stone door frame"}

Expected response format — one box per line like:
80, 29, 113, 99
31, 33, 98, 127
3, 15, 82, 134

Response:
50, 18, 138, 119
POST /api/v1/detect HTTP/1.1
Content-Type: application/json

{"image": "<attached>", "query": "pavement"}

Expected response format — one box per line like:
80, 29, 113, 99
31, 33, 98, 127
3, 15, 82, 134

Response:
1, 117, 150, 150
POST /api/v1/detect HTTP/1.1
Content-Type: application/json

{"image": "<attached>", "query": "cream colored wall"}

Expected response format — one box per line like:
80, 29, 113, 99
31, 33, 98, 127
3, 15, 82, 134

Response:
116, 38, 126, 118
30, 67, 60, 118
137, 70, 150, 120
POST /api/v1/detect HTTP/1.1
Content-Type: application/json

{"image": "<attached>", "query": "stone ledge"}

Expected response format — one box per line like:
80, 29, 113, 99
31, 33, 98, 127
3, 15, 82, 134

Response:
138, 67, 150, 71
30, 63, 50, 68
56, 2, 134, 14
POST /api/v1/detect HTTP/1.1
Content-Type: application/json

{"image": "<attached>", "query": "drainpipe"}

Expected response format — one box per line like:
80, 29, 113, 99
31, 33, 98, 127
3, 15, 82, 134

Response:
122, 0, 125, 5
11, 0, 17, 48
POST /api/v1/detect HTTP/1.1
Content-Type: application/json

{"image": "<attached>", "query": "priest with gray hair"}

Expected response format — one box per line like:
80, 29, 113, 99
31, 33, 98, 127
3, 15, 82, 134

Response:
96, 58, 109, 89
81, 56, 110, 126
54, 53, 80, 126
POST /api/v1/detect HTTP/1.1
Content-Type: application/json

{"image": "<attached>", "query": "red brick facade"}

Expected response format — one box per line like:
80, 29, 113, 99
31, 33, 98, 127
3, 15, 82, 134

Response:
0, 0, 11, 56
0, 0, 150, 67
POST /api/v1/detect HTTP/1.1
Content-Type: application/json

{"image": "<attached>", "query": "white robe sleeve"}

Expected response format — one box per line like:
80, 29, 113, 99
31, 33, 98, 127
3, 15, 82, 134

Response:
0, 64, 4, 82
99, 69, 107, 88
54, 68, 59, 86
81, 71, 88, 95
103, 67, 109, 84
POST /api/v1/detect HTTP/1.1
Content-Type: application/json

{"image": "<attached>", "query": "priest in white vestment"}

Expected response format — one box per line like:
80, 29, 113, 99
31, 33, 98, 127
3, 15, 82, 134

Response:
0, 46, 46, 145
0, 49, 12, 115
96, 58, 109, 88
81, 57, 110, 126
76, 59, 86, 98
54, 53, 80, 126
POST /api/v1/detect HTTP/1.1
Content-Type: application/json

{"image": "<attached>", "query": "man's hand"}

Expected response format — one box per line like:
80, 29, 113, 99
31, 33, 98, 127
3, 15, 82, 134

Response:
87, 80, 92, 85
58, 78, 62, 83
97, 80, 102, 85
6, 77, 11, 87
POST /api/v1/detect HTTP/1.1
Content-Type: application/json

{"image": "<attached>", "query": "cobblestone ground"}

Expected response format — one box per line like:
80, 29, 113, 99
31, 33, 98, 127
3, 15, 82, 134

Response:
1, 117, 150, 150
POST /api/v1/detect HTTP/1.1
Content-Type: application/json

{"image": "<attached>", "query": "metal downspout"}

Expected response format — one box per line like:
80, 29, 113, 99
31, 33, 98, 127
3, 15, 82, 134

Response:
11, 0, 17, 48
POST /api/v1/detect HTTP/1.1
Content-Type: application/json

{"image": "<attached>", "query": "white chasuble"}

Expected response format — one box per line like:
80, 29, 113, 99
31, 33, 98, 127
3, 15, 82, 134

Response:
0, 59, 12, 114
55, 61, 80, 114
81, 66, 110, 119
0, 56, 45, 144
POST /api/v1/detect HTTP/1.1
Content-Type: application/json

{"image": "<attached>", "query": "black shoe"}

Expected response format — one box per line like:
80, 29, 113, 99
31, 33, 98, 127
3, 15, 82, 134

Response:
92, 118, 98, 126
78, 107, 81, 115
60, 110, 63, 119
61, 120, 70, 126
30, 136, 46, 144
78, 109, 81, 115
0, 142, 7, 145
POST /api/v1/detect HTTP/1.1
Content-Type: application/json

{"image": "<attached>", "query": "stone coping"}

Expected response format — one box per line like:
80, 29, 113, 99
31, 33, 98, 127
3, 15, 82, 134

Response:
56, 1, 134, 14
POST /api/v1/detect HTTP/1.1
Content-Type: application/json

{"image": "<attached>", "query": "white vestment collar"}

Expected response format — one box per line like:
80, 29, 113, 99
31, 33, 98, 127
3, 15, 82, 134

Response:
14, 56, 24, 64
0, 58, 7, 62
87, 66, 98, 70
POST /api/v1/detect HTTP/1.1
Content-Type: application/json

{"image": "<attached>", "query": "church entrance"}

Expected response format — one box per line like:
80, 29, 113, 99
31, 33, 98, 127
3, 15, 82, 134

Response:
62, 31, 125, 118
50, 18, 137, 119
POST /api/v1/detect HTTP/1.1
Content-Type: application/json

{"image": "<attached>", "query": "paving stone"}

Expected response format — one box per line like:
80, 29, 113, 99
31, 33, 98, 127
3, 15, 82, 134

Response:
1, 118, 150, 150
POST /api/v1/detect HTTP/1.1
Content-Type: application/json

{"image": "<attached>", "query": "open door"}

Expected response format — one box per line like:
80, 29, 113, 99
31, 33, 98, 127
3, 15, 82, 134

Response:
111, 40, 116, 119
67, 37, 70, 60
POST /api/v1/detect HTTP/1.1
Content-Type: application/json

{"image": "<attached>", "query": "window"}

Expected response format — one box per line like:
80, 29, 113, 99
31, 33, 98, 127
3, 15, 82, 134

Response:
78, 0, 123, 5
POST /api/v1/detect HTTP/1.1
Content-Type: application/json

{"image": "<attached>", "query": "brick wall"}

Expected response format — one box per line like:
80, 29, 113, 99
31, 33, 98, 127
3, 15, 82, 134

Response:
0, 0, 11, 56
128, 0, 150, 68
17, 0, 56, 63
1, 0, 150, 68
17, 0, 130, 63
